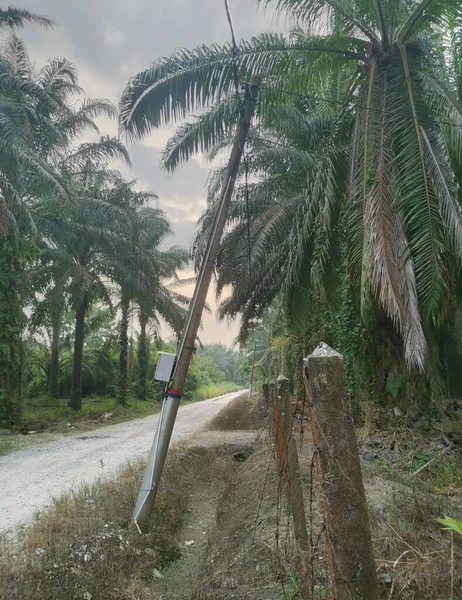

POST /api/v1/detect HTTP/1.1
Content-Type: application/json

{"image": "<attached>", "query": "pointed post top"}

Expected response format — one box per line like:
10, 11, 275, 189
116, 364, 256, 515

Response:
309, 342, 343, 360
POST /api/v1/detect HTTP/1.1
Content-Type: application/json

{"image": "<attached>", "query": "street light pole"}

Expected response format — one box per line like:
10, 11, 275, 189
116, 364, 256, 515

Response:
133, 75, 261, 529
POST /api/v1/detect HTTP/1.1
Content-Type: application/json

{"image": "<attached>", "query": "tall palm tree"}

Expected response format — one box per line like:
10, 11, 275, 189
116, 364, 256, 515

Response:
120, 1, 462, 408
86, 175, 156, 407
89, 177, 163, 406
5, 36, 125, 405
31, 148, 130, 402
128, 207, 189, 402
183, 86, 347, 339
25, 65, 123, 400
28, 283, 67, 397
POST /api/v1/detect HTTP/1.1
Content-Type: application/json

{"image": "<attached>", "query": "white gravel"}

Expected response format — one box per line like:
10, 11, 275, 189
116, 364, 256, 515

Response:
0, 391, 245, 535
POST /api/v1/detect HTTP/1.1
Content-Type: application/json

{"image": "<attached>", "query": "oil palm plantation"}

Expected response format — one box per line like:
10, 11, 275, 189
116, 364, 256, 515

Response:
90, 176, 158, 406
0, 26, 129, 415
31, 159, 133, 402
37, 160, 162, 410
0, 16, 78, 423
26, 305, 117, 399
26, 70, 126, 400
120, 0, 462, 413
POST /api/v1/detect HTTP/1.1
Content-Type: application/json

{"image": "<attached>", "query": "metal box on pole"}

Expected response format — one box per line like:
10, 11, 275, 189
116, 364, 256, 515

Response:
154, 352, 176, 383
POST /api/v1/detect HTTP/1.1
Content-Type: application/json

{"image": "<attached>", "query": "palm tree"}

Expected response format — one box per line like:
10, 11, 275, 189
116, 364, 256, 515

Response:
28, 283, 67, 397
0, 22, 80, 423
128, 207, 189, 402
84, 174, 159, 406
28, 304, 118, 399
120, 1, 462, 414
37, 161, 158, 410
185, 88, 345, 337
26, 78, 123, 401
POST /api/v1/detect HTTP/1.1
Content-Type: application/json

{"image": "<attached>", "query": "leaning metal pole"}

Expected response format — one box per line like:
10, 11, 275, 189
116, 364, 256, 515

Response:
133, 75, 261, 529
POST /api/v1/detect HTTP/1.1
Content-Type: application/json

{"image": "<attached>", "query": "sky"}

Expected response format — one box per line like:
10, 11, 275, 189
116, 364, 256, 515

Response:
16, 0, 288, 346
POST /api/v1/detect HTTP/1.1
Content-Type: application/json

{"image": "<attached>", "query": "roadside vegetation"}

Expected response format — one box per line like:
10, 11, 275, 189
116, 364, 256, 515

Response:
0, 449, 220, 600
2, 394, 461, 600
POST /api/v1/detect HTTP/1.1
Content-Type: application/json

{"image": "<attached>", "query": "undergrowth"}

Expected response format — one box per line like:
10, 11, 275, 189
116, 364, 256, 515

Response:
189, 382, 243, 402
206, 393, 264, 431
20, 384, 242, 431
19, 396, 160, 432
0, 448, 220, 600
364, 427, 462, 495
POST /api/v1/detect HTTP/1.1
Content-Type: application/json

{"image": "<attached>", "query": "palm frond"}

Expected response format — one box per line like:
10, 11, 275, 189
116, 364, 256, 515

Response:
120, 32, 367, 139
37, 58, 81, 94
161, 95, 238, 171
256, 0, 380, 43
399, 0, 462, 43
61, 136, 131, 171
0, 8, 55, 30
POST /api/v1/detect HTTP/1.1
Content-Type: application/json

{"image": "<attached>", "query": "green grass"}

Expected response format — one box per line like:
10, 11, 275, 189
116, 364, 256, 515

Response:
0, 396, 162, 456
19, 382, 243, 432
0, 437, 16, 456
0, 446, 234, 600
19, 395, 161, 432
191, 382, 243, 402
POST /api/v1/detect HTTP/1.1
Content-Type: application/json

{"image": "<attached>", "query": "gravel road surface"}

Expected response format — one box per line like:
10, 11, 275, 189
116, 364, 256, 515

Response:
0, 391, 244, 535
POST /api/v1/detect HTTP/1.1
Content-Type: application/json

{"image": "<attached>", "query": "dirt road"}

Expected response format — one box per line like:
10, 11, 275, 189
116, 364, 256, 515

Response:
0, 391, 245, 535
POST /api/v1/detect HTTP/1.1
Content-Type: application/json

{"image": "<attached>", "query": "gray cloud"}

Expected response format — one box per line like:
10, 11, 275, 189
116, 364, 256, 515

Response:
22, 1, 282, 89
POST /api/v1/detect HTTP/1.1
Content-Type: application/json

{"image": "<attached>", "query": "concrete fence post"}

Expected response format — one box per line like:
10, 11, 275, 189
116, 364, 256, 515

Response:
277, 375, 311, 598
260, 382, 270, 413
305, 342, 379, 600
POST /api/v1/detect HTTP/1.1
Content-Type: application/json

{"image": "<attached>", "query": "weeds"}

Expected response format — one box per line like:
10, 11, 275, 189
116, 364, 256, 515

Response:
0, 447, 220, 600
190, 382, 243, 402
20, 386, 242, 431
277, 574, 301, 599
19, 395, 161, 432
206, 392, 263, 431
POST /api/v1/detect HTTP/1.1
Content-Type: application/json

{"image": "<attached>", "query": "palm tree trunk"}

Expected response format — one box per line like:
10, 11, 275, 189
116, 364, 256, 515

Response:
0, 235, 24, 425
69, 295, 88, 410
49, 311, 61, 398
138, 309, 149, 401
128, 335, 134, 379
370, 317, 430, 422
118, 291, 129, 406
